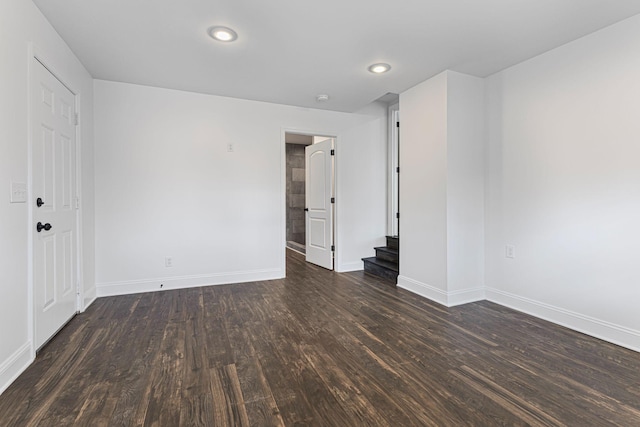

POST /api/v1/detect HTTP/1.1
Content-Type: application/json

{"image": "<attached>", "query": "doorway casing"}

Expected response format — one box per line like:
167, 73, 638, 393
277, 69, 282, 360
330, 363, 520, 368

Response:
388, 103, 399, 237
281, 129, 338, 274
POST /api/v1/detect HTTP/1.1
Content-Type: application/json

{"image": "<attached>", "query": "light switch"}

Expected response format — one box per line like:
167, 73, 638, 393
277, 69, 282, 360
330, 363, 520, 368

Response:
505, 244, 515, 259
10, 181, 27, 203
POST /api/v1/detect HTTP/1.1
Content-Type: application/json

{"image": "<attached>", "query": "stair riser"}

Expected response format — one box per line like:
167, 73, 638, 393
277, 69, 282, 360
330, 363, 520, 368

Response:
386, 236, 399, 250
375, 249, 398, 263
363, 260, 399, 281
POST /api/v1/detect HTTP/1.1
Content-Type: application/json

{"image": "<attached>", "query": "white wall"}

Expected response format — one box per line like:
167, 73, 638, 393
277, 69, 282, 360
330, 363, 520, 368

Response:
485, 14, 640, 351
94, 81, 386, 295
398, 71, 485, 306
446, 72, 485, 298
0, 0, 94, 394
398, 72, 449, 295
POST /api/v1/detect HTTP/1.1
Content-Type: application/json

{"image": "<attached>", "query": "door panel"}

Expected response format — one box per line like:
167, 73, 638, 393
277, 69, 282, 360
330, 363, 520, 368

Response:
61, 134, 73, 209
305, 139, 333, 270
61, 231, 73, 296
32, 58, 78, 349
308, 152, 326, 209
42, 236, 55, 310
308, 218, 326, 249
39, 126, 56, 211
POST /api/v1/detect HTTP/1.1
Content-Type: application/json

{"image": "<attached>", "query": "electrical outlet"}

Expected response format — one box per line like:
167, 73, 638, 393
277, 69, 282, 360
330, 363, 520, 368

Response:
227, 143, 234, 152
165, 256, 173, 267
505, 245, 515, 259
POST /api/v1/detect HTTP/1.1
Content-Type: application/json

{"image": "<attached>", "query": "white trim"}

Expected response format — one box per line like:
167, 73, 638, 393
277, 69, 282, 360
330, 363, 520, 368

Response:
336, 261, 363, 273
26, 43, 36, 363
280, 128, 288, 279
96, 268, 284, 297
397, 275, 448, 306
448, 287, 486, 306
387, 104, 399, 236
74, 92, 84, 313
397, 275, 484, 307
0, 342, 33, 396
486, 287, 640, 353
281, 128, 339, 273
81, 286, 97, 313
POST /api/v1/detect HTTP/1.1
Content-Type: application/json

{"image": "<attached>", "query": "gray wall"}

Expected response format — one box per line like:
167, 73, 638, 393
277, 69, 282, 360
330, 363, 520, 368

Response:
286, 143, 306, 245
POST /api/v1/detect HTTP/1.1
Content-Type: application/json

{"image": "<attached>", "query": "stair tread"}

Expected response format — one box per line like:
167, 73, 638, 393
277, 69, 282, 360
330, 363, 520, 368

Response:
362, 257, 399, 272
374, 246, 398, 254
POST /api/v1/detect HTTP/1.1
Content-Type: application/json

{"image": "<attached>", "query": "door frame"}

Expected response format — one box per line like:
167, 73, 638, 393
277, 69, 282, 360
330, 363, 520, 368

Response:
281, 128, 338, 274
27, 43, 84, 354
388, 103, 399, 236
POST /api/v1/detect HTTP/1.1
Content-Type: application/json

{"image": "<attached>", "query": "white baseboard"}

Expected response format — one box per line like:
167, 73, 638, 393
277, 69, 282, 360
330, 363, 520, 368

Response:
448, 287, 486, 306
486, 287, 640, 353
96, 268, 284, 297
81, 285, 97, 312
397, 276, 485, 307
337, 261, 363, 273
397, 275, 448, 306
0, 342, 33, 396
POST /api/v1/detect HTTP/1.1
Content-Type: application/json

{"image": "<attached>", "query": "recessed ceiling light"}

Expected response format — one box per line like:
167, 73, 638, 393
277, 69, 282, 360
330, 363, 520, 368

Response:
368, 63, 391, 74
208, 26, 238, 42
316, 94, 330, 102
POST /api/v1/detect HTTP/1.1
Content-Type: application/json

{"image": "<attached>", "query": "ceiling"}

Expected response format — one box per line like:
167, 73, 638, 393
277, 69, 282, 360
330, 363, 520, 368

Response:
34, 0, 640, 113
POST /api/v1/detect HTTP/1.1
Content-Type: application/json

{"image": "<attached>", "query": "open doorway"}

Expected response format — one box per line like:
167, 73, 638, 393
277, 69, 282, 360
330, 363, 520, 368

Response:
285, 133, 312, 254
284, 132, 336, 270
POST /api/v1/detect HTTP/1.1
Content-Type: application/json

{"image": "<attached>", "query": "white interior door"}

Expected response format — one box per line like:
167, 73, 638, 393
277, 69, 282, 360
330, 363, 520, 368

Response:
305, 138, 334, 270
32, 58, 78, 349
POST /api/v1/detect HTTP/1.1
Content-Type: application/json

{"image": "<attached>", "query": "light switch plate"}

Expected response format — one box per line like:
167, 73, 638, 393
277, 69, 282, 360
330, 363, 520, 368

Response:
505, 244, 515, 259
10, 181, 27, 203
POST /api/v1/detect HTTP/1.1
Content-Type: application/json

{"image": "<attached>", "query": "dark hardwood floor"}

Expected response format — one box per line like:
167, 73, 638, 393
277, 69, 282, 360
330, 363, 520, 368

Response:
1, 249, 639, 426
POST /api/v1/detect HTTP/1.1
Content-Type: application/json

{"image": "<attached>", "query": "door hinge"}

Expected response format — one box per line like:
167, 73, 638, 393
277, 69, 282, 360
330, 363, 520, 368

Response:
330, 149, 335, 155
74, 113, 79, 126
396, 122, 400, 128
331, 197, 335, 203
396, 212, 400, 219
331, 245, 335, 252
396, 166, 400, 173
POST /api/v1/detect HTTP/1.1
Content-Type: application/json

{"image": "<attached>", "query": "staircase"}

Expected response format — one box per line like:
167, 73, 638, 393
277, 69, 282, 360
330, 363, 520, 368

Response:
362, 236, 399, 281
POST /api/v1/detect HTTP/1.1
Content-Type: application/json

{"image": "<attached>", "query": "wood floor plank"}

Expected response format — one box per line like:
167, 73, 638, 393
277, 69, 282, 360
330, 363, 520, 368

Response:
1, 249, 639, 426
138, 303, 185, 427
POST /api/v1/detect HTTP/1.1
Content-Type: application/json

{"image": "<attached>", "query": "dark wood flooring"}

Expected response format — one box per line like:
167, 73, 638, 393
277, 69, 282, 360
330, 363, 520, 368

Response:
1, 249, 639, 426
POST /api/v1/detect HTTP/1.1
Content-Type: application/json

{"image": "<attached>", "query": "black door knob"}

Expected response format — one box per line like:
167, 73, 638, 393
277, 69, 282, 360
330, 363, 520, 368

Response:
37, 222, 52, 232
36, 197, 44, 208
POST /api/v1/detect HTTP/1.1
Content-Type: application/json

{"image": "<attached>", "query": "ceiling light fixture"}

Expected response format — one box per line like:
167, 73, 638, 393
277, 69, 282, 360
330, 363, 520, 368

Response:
368, 63, 391, 74
316, 94, 330, 102
208, 26, 238, 42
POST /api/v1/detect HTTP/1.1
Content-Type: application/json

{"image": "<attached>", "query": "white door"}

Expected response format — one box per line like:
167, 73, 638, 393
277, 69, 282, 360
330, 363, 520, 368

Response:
32, 58, 78, 349
305, 138, 334, 270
